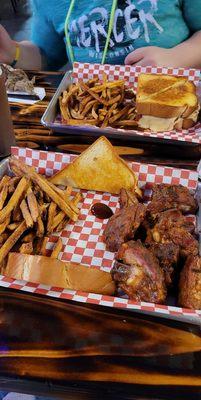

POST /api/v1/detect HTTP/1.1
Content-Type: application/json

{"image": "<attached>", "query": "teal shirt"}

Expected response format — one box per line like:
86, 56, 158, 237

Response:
31, 0, 201, 69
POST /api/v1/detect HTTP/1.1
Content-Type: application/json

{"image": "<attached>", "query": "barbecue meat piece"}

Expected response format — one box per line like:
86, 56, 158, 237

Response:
103, 203, 146, 252
147, 242, 180, 286
119, 188, 139, 209
147, 184, 197, 217
179, 255, 201, 309
150, 209, 195, 243
168, 227, 199, 258
150, 224, 198, 258
148, 209, 198, 258
112, 240, 166, 303
152, 209, 195, 235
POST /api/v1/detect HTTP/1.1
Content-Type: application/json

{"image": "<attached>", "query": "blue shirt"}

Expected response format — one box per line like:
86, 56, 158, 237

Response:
31, 0, 201, 69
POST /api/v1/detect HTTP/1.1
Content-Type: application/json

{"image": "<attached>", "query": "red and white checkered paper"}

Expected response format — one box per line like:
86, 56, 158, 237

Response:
72, 62, 201, 144
0, 147, 200, 321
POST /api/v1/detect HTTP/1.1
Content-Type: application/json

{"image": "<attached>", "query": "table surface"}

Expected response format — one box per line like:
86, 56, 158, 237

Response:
1, 70, 200, 399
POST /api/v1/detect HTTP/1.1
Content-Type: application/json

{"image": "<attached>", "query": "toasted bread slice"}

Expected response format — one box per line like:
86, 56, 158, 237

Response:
137, 78, 198, 118
50, 136, 138, 194
137, 73, 189, 102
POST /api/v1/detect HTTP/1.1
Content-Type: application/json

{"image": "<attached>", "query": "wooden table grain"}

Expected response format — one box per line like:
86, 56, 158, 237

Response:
11, 70, 201, 170
3, 70, 201, 398
0, 290, 200, 399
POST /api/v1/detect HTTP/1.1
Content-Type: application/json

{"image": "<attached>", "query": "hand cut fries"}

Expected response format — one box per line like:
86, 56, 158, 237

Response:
0, 157, 82, 264
59, 75, 137, 129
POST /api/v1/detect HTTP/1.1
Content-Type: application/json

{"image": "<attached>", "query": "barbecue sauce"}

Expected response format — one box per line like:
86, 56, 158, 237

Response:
91, 203, 113, 219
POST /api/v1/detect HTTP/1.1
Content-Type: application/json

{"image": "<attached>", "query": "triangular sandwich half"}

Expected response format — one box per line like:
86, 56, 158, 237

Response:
50, 136, 139, 194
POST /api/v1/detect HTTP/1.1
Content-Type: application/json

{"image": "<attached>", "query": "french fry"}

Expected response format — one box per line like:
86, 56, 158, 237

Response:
51, 210, 65, 232
12, 204, 22, 222
7, 222, 21, 231
8, 177, 21, 194
0, 186, 8, 210
22, 232, 34, 243
27, 188, 39, 222
10, 157, 78, 221
20, 199, 34, 228
40, 236, 49, 256
0, 233, 8, 245
0, 215, 10, 235
47, 201, 57, 234
36, 215, 45, 237
51, 238, 63, 259
59, 76, 137, 130
0, 177, 28, 224
51, 192, 82, 232
0, 176, 11, 192
19, 242, 33, 255
0, 220, 27, 264
55, 217, 68, 232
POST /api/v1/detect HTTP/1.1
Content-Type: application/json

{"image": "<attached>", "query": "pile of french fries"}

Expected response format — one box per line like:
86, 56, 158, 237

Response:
59, 74, 137, 129
0, 157, 82, 266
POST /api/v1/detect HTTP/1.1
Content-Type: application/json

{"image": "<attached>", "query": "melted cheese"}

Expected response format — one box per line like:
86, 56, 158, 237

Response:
138, 104, 200, 132
138, 115, 177, 132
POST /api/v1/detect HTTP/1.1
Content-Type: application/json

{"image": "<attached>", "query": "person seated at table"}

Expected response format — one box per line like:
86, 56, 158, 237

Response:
0, 0, 201, 70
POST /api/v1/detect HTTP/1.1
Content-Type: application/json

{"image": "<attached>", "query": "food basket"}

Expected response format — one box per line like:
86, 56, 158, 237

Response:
0, 146, 200, 325
41, 62, 201, 146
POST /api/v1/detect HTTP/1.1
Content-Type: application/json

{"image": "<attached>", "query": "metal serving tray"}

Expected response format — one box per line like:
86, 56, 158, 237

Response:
41, 68, 201, 146
0, 152, 200, 325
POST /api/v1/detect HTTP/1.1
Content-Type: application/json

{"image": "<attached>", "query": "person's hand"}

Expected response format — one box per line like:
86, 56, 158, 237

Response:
0, 24, 16, 64
125, 46, 178, 67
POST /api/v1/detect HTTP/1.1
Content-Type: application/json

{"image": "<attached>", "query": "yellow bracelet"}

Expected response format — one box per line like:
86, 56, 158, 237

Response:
10, 43, 20, 67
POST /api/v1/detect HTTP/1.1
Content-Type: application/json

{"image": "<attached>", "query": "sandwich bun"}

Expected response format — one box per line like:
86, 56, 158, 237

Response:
5, 252, 115, 296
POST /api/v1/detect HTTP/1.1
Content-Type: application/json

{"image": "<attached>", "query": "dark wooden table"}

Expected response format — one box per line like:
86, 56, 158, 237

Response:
1, 70, 200, 399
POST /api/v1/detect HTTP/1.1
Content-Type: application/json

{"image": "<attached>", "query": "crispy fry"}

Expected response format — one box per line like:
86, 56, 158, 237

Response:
22, 232, 34, 243
0, 233, 8, 245
109, 104, 131, 124
36, 215, 45, 237
47, 201, 57, 234
27, 188, 39, 222
55, 217, 68, 232
19, 242, 33, 255
0, 176, 11, 191
82, 100, 99, 117
65, 186, 72, 197
12, 205, 22, 222
0, 215, 10, 235
8, 177, 21, 194
51, 238, 63, 259
113, 119, 138, 127
0, 220, 27, 264
52, 192, 82, 232
10, 157, 78, 221
62, 118, 97, 126
20, 199, 34, 228
59, 77, 137, 130
79, 81, 108, 106
0, 177, 28, 224
51, 211, 65, 232
0, 186, 8, 210
59, 97, 70, 120
7, 222, 21, 231
40, 236, 49, 256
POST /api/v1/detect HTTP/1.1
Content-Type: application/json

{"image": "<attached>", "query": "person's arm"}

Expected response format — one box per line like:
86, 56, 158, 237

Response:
0, 24, 42, 69
0, 0, 67, 71
125, 0, 201, 69
124, 31, 201, 68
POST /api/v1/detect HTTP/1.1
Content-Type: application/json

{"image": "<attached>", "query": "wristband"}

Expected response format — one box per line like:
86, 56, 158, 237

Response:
10, 43, 20, 68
